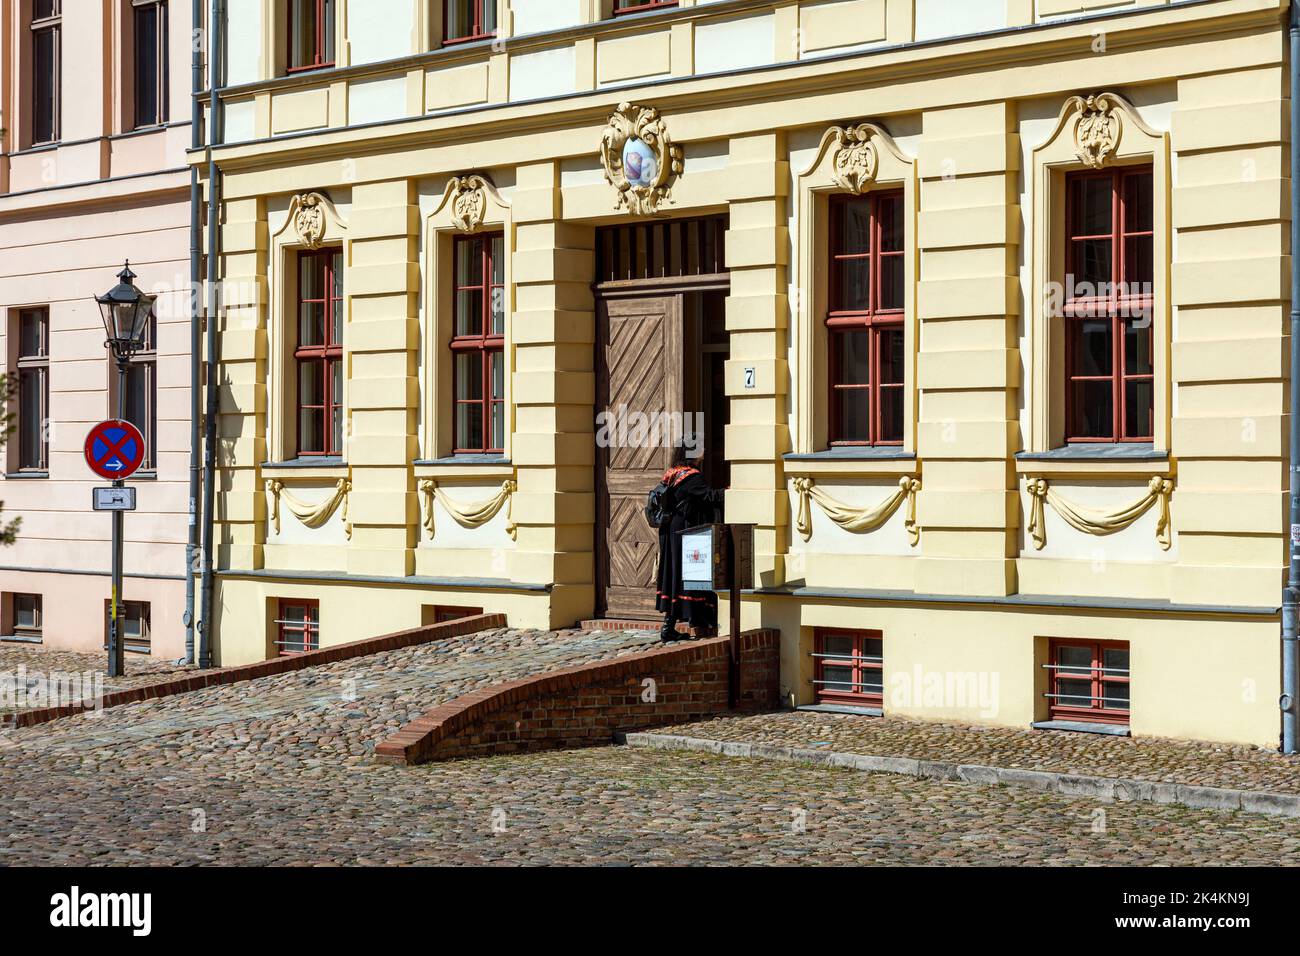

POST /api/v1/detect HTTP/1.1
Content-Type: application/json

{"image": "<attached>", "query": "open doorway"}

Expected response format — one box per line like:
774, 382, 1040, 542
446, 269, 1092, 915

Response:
593, 216, 730, 620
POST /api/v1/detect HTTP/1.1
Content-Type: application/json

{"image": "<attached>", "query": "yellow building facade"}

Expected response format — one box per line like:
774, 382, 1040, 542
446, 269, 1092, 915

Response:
201, 0, 1292, 747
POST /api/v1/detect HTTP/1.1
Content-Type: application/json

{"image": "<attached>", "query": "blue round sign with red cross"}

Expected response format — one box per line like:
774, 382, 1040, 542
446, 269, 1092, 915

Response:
84, 420, 146, 481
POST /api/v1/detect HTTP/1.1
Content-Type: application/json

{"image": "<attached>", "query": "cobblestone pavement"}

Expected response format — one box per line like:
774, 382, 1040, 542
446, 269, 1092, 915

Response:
3, 627, 1300, 865
0, 644, 212, 715
653, 711, 1300, 794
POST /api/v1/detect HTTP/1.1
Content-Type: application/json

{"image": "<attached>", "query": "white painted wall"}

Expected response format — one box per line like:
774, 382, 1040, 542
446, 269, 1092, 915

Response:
223, 99, 257, 142
225, 0, 264, 85
914, 0, 1006, 42
348, 76, 409, 125
512, 0, 585, 35
349, 0, 415, 65
508, 46, 577, 101
694, 13, 775, 74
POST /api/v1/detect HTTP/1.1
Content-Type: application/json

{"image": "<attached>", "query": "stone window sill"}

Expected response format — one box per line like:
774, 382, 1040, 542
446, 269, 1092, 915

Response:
1015, 444, 1171, 478
797, 703, 883, 717
784, 448, 917, 478
414, 456, 514, 481
261, 458, 349, 480
1031, 719, 1131, 737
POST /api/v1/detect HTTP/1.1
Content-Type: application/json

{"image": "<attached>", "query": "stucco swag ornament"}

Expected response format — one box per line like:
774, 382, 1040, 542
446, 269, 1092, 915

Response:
1025, 475, 1173, 551
419, 478, 518, 541
600, 102, 684, 216
1070, 93, 1123, 169
265, 477, 353, 539
791, 475, 921, 546
290, 192, 329, 249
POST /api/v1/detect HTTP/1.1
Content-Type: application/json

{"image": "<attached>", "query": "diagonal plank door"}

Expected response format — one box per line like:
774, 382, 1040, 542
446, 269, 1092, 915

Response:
596, 295, 683, 619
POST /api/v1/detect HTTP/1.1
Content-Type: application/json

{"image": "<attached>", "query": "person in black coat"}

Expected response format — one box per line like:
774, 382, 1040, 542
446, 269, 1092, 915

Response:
655, 446, 724, 642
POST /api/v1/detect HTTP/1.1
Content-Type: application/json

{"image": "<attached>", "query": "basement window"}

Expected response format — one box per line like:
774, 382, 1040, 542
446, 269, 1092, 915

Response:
8, 594, 44, 641
813, 628, 883, 707
276, 600, 320, 656
1045, 639, 1130, 725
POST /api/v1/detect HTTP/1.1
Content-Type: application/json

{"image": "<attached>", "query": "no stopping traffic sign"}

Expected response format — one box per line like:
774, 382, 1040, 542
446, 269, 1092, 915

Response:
84, 419, 146, 481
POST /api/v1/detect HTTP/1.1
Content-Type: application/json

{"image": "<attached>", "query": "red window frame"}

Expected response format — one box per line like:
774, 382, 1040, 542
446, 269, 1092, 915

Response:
30, 0, 61, 145
132, 0, 170, 128
16, 307, 50, 473
295, 249, 344, 457
443, 0, 497, 44
1063, 166, 1155, 443
814, 628, 883, 707
826, 191, 905, 447
613, 0, 680, 14
450, 233, 505, 455
276, 599, 320, 656
287, 0, 334, 73
1046, 638, 1130, 725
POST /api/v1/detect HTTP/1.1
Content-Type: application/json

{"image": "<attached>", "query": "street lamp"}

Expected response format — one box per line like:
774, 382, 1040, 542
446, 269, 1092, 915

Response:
93, 262, 155, 678
95, 262, 155, 362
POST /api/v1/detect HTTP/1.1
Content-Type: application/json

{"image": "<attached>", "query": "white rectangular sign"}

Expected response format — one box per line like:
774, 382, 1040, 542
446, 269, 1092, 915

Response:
92, 487, 137, 512
680, 528, 714, 592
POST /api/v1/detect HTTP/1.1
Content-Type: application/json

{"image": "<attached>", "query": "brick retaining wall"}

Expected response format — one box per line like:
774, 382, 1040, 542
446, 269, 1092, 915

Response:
7, 613, 505, 729
374, 629, 781, 765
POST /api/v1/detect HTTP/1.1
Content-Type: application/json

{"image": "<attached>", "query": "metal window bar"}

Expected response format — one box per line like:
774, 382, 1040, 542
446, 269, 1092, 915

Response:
1041, 663, 1129, 677
1043, 693, 1130, 706
811, 652, 884, 663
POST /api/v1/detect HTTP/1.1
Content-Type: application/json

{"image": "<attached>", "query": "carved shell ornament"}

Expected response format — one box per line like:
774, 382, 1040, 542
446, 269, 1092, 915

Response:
600, 102, 685, 216
1072, 94, 1123, 169
448, 175, 489, 233
292, 192, 327, 249
829, 124, 880, 194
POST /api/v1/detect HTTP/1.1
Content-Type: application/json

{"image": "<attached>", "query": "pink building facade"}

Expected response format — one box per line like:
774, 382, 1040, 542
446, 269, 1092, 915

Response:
0, 0, 194, 659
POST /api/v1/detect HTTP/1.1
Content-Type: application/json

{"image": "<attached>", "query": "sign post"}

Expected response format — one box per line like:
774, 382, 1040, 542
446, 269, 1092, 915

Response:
85, 419, 146, 678
680, 523, 754, 708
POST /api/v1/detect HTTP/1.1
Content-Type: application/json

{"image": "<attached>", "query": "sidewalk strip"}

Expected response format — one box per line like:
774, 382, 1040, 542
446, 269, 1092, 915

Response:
618, 731, 1300, 818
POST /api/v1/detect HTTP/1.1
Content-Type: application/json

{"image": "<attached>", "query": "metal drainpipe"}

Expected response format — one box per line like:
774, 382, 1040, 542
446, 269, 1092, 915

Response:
184, 0, 204, 665
1284, 0, 1300, 754
198, 0, 224, 669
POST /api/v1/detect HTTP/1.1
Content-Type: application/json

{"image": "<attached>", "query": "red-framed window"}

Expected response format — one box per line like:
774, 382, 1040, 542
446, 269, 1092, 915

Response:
444, 0, 497, 43
613, 0, 680, 14
827, 191, 905, 446
295, 249, 344, 457
276, 599, 320, 656
132, 0, 170, 128
451, 233, 505, 454
16, 307, 50, 473
1046, 639, 1130, 725
287, 0, 335, 73
814, 628, 883, 707
31, 0, 61, 145
1064, 166, 1154, 443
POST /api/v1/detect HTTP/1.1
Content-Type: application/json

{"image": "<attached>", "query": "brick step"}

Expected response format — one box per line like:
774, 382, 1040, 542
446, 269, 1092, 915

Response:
577, 618, 662, 633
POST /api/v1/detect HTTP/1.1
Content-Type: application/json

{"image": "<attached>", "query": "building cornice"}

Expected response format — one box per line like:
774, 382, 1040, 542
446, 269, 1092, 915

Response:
195, 0, 1282, 175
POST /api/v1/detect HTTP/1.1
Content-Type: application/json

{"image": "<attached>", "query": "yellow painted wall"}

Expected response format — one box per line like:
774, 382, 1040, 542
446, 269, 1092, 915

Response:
202, 0, 1290, 747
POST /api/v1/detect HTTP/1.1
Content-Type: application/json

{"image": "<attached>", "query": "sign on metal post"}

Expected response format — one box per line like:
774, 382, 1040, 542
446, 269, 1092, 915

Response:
93, 487, 137, 512
84, 419, 146, 481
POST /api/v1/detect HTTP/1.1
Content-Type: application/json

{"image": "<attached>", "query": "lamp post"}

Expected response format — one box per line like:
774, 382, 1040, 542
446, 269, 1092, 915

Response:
94, 262, 155, 678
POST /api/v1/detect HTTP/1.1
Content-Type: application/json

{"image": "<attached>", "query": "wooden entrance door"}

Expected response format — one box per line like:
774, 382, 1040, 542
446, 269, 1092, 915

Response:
596, 294, 683, 619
